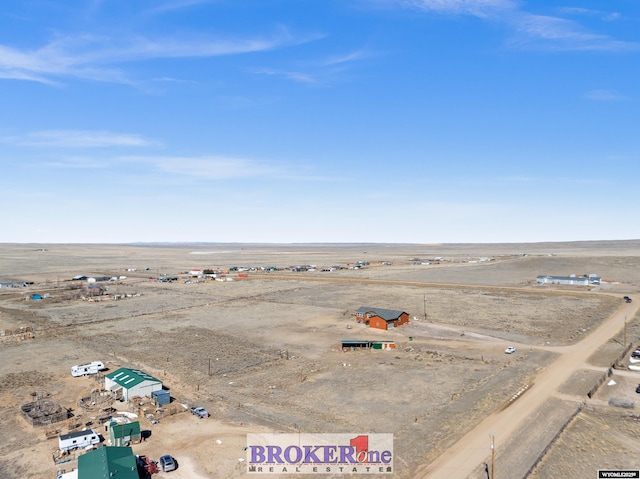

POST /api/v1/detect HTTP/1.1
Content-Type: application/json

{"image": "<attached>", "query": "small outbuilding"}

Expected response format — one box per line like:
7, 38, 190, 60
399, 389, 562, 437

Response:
105, 368, 162, 401
341, 340, 396, 351
151, 389, 171, 407
109, 421, 141, 447
341, 339, 373, 350
355, 307, 409, 331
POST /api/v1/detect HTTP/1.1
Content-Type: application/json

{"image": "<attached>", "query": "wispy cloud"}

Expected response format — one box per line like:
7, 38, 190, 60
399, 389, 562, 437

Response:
0, 28, 312, 85
145, 0, 215, 15
377, 0, 639, 52
556, 7, 622, 22
123, 155, 284, 180
584, 89, 627, 101
395, 0, 515, 18
42, 156, 112, 169
249, 67, 317, 84
7, 130, 312, 181
509, 14, 638, 51
322, 48, 371, 66
249, 47, 372, 86
12, 130, 157, 148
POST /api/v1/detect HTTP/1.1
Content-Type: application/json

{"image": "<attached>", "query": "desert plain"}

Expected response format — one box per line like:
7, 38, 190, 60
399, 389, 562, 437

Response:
1, 240, 640, 479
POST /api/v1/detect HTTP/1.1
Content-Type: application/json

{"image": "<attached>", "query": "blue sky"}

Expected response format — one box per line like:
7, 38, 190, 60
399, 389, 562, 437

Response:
1, 0, 639, 244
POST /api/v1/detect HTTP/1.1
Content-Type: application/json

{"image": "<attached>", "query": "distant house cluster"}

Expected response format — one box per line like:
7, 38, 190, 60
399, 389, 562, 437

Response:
72, 275, 126, 282
536, 274, 601, 286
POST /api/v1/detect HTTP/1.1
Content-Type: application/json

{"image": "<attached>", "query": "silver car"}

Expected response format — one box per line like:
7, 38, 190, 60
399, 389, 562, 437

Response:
159, 455, 176, 472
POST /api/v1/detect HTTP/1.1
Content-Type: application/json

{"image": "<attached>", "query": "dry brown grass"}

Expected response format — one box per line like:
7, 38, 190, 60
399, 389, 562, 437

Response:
1, 241, 639, 478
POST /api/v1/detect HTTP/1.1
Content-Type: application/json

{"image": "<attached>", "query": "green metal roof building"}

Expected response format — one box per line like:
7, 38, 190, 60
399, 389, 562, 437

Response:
109, 420, 142, 447
104, 367, 162, 401
77, 446, 138, 479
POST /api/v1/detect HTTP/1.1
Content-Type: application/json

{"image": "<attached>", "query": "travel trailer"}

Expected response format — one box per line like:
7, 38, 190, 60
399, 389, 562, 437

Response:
58, 429, 100, 452
71, 361, 104, 377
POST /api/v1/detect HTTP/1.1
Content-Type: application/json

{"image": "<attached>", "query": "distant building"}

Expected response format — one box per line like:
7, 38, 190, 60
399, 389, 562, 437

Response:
536, 275, 599, 286
355, 307, 409, 331
341, 340, 395, 351
105, 368, 162, 401
0, 282, 28, 288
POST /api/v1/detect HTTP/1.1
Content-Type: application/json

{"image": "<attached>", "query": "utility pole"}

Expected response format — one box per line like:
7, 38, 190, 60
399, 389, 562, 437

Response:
490, 433, 495, 479
423, 294, 427, 321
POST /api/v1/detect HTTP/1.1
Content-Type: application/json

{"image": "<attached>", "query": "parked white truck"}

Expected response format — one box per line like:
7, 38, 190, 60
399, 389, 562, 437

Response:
71, 361, 104, 377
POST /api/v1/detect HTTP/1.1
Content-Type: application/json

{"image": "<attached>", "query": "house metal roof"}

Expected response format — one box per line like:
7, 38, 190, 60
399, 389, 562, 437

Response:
77, 446, 138, 479
356, 307, 406, 321
105, 368, 161, 390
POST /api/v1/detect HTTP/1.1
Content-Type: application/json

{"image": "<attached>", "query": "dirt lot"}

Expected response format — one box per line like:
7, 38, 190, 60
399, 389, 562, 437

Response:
0, 241, 639, 479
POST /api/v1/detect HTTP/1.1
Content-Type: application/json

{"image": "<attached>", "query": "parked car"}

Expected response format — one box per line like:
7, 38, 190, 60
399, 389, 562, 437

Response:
190, 406, 209, 418
624, 296, 632, 303
159, 454, 177, 472
505, 346, 516, 354
636, 384, 640, 394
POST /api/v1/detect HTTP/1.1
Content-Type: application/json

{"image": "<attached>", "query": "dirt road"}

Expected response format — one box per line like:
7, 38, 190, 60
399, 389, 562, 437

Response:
414, 297, 638, 479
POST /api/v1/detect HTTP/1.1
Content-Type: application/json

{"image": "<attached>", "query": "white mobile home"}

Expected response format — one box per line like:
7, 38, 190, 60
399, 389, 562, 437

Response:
536, 275, 590, 286
71, 361, 104, 377
58, 429, 100, 452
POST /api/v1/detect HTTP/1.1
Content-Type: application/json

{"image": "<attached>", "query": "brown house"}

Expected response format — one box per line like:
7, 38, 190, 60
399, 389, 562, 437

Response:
355, 307, 409, 331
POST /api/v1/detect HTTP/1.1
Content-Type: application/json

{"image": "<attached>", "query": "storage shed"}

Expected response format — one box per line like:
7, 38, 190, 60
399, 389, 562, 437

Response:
341, 340, 373, 350
109, 421, 141, 447
341, 340, 395, 351
152, 389, 170, 406
372, 341, 396, 350
105, 368, 162, 401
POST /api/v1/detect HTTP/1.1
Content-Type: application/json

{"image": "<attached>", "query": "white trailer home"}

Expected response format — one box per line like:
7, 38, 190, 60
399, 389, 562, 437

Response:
71, 361, 104, 377
58, 429, 100, 452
